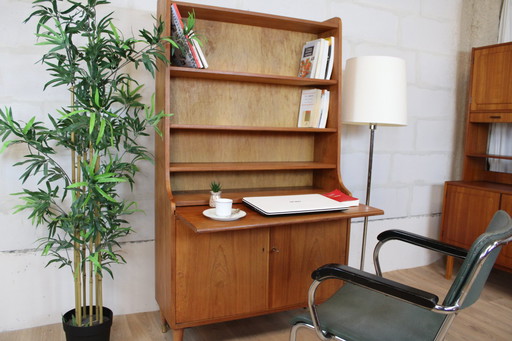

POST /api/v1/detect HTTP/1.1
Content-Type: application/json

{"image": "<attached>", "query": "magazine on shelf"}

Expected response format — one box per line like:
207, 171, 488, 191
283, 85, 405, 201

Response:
170, 4, 206, 68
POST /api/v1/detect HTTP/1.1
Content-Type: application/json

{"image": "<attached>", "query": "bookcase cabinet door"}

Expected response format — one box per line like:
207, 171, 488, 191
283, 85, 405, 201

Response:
174, 221, 269, 323
268, 221, 347, 309
470, 43, 512, 112
441, 184, 500, 248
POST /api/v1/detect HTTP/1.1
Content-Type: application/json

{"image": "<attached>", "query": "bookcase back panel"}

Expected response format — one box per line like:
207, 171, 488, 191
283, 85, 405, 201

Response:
170, 131, 314, 163
169, 79, 303, 127
171, 171, 314, 192
194, 19, 316, 76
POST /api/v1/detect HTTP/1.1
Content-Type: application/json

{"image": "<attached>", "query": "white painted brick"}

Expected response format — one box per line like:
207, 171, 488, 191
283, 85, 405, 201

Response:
332, 2, 399, 44
418, 52, 458, 88
410, 184, 444, 215
421, 0, 463, 21
407, 86, 456, 118
375, 125, 416, 152
416, 120, 455, 152
370, 186, 410, 218
346, 0, 421, 15
0, 0, 34, 48
243, 0, 330, 21
392, 153, 452, 184
401, 16, 458, 53
340, 152, 369, 191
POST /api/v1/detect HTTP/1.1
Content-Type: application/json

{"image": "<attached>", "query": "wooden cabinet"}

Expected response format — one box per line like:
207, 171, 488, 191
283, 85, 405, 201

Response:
154, 1, 383, 340
441, 182, 512, 271
441, 42, 512, 277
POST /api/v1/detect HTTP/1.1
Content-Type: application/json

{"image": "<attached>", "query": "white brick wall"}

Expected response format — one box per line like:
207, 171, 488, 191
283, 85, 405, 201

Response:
0, 0, 502, 332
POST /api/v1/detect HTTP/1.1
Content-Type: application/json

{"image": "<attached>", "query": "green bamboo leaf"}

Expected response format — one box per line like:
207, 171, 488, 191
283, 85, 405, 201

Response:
89, 111, 96, 135
95, 118, 106, 145
0, 140, 13, 153
59, 109, 88, 119
94, 88, 100, 107
22, 117, 36, 134
95, 185, 117, 202
96, 177, 127, 183
67, 182, 88, 189
87, 253, 102, 270
109, 21, 120, 41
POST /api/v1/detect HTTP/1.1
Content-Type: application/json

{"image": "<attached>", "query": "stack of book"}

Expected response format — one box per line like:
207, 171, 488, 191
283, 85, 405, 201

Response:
297, 88, 330, 128
171, 4, 208, 69
297, 37, 335, 80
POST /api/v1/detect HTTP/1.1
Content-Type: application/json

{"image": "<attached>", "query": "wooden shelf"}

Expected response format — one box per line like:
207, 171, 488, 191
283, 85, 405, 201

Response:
169, 161, 337, 173
175, 1, 339, 33
170, 124, 337, 133
169, 67, 337, 86
467, 153, 512, 161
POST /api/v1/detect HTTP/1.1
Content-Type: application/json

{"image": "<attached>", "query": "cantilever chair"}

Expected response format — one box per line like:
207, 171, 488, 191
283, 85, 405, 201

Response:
290, 210, 512, 341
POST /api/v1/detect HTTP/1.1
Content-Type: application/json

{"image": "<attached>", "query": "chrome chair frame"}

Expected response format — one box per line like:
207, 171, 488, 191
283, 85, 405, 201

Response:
290, 210, 512, 341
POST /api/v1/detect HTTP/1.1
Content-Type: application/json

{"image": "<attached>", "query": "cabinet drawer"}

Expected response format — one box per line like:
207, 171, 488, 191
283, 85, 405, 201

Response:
469, 113, 512, 123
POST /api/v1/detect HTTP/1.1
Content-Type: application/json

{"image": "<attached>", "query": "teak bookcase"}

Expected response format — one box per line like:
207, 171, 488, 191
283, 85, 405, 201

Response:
154, 1, 383, 339
441, 42, 512, 278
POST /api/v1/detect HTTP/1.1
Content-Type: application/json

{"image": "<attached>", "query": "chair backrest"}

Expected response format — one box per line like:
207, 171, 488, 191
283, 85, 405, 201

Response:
443, 210, 512, 309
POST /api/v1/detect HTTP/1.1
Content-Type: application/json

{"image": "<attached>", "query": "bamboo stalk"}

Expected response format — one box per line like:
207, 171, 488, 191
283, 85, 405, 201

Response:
96, 233, 103, 324
89, 238, 93, 326
70, 87, 82, 327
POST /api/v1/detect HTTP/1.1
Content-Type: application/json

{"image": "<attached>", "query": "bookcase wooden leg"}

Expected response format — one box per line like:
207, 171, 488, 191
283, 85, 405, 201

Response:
159, 311, 169, 333
172, 328, 184, 341
445, 255, 454, 280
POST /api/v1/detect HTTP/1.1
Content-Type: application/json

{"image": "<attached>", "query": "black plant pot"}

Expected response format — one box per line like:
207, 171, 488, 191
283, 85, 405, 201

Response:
62, 306, 113, 341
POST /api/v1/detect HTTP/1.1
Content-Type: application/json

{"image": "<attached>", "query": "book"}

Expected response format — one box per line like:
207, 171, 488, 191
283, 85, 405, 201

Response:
298, 39, 323, 78
190, 32, 208, 69
322, 189, 359, 207
315, 38, 330, 79
323, 37, 335, 80
297, 89, 323, 127
317, 89, 330, 128
170, 4, 202, 68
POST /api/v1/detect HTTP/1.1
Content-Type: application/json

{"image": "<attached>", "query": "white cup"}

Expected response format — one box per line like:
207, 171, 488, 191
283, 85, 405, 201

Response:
215, 198, 233, 217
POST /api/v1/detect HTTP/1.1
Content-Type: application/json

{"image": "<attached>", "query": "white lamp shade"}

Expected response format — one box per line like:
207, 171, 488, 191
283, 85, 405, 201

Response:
342, 56, 407, 126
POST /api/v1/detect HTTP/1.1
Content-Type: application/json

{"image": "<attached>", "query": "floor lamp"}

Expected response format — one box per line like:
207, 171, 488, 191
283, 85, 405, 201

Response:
342, 56, 407, 270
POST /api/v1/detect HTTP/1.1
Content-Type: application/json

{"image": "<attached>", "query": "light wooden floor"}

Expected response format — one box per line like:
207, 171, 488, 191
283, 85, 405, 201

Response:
1, 261, 511, 341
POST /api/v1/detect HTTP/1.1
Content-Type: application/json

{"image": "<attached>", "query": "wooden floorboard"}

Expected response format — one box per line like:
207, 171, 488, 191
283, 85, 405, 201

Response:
1, 260, 511, 340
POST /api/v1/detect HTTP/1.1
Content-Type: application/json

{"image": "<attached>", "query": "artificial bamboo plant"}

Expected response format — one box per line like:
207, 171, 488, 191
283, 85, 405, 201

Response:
0, 0, 177, 326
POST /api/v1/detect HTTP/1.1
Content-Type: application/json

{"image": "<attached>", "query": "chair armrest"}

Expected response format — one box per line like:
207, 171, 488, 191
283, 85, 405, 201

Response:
312, 263, 439, 309
377, 229, 468, 259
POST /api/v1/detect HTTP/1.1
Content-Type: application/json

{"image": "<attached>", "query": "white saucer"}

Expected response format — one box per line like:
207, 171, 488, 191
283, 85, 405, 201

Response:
202, 208, 246, 221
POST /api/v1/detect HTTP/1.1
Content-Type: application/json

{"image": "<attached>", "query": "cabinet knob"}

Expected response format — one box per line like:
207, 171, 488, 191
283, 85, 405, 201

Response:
271, 247, 280, 253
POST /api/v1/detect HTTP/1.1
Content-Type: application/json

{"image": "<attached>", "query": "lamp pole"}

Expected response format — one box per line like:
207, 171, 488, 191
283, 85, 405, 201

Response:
360, 123, 376, 270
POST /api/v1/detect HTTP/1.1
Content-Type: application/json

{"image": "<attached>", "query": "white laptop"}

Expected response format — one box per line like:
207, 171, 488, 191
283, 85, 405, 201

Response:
242, 193, 349, 216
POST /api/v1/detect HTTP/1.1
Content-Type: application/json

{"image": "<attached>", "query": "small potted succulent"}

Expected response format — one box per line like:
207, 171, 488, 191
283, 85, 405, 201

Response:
209, 181, 222, 207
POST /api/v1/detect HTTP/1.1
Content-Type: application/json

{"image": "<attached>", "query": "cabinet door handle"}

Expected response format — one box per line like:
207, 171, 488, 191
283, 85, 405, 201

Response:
271, 247, 280, 253
490, 115, 502, 119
